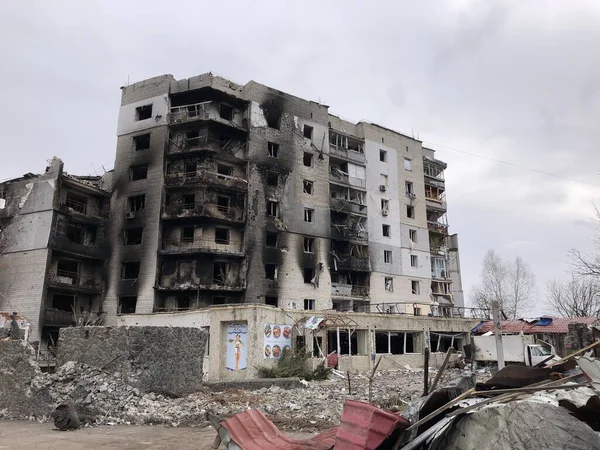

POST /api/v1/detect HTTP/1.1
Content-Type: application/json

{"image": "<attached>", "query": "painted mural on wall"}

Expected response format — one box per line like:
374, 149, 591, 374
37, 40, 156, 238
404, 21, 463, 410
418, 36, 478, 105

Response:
226, 323, 248, 371
264, 323, 292, 359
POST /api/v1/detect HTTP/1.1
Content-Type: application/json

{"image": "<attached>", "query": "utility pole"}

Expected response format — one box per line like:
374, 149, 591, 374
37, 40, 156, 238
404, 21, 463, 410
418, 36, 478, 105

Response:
492, 301, 505, 371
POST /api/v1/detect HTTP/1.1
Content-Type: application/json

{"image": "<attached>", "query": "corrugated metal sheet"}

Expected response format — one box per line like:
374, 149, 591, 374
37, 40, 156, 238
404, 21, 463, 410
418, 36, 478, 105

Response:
475, 317, 598, 335
334, 400, 410, 450
222, 409, 337, 450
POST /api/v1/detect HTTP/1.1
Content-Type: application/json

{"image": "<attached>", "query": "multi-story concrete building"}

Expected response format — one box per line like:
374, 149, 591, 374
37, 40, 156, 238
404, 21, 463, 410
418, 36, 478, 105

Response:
0, 158, 110, 343
104, 72, 464, 319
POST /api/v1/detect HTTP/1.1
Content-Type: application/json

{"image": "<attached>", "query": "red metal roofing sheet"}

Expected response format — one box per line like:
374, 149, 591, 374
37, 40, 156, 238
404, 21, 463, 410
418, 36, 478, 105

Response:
222, 409, 337, 450
334, 400, 410, 450
475, 317, 598, 335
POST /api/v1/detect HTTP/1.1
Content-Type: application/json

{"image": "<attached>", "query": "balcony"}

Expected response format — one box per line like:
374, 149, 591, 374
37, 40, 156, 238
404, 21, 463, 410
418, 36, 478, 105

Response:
59, 198, 109, 221
165, 170, 247, 192
331, 283, 369, 298
162, 202, 245, 223
331, 224, 368, 243
47, 270, 102, 293
50, 229, 109, 260
44, 309, 75, 326
332, 255, 371, 272
427, 221, 449, 235
168, 101, 246, 131
329, 198, 367, 216
166, 135, 247, 160
161, 238, 245, 257
329, 145, 366, 165
157, 279, 246, 292
425, 197, 447, 211
329, 170, 366, 190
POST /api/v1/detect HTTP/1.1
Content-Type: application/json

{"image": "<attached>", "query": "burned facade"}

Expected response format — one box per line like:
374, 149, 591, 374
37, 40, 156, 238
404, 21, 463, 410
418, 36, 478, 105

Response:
0, 158, 110, 343
103, 72, 464, 318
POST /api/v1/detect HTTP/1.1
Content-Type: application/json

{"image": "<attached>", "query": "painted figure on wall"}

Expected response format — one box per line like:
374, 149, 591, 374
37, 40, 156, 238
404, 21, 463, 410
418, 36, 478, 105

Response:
226, 323, 248, 371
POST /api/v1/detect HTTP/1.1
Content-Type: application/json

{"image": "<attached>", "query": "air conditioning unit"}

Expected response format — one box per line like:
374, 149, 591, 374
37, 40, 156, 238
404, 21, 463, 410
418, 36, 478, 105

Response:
125, 212, 136, 219
407, 193, 417, 200
379, 185, 387, 192
382, 209, 389, 216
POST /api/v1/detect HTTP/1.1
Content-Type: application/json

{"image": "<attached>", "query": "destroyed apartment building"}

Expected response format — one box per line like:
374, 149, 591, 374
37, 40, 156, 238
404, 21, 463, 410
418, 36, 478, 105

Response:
0, 72, 479, 381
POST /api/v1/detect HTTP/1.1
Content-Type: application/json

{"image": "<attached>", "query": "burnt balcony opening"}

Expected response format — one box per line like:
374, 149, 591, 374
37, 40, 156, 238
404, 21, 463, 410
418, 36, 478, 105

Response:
219, 103, 234, 121
167, 125, 247, 159
181, 226, 195, 241
217, 164, 233, 177
67, 222, 96, 246
215, 227, 230, 244
331, 272, 370, 298
118, 296, 137, 314
266, 231, 278, 248
57, 259, 79, 275
330, 131, 364, 153
65, 191, 87, 215
214, 262, 228, 285
52, 293, 76, 312
331, 241, 370, 272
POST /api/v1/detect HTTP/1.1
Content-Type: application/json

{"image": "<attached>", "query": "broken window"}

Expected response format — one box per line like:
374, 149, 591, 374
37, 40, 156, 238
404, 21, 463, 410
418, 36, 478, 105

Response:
56, 259, 79, 278
407, 205, 415, 219
382, 224, 390, 237
268, 142, 279, 158
303, 125, 313, 139
135, 104, 152, 121
267, 201, 279, 217
186, 130, 200, 144
303, 180, 313, 195
303, 237, 314, 253
124, 227, 143, 246
118, 296, 137, 314
128, 194, 145, 212
304, 208, 314, 223
181, 227, 194, 242
185, 160, 197, 175
217, 196, 230, 212
411, 255, 418, 267
380, 150, 387, 162
130, 164, 148, 181
177, 296, 191, 310
212, 296, 226, 305
219, 103, 234, 120
313, 336, 323, 357
303, 152, 313, 167
411, 280, 420, 295
65, 191, 87, 214
121, 261, 140, 279
303, 267, 315, 284
52, 293, 75, 312
217, 164, 233, 177
384, 250, 392, 264
381, 199, 389, 215
405, 181, 414, 196
267, 171, 278, 186
265, 296, 278, 307
266, 231, 278, 247
215, 228, 230, 244
404, 158, 412, 171
385, 277, 393, 292
213, 262, 228, 285
66, 223, 84, 244
133, 133, 151, 151
304, 299, 315, 310
409, 229, 417, 243
265, 263, 278, 280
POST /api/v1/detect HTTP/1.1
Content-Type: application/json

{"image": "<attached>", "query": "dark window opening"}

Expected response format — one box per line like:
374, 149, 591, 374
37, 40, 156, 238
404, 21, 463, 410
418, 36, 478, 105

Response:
181, 226, 194, 242
57, 259, 79, 276
182, 194, 195, 209
303, 267, 315, 283
303, 152, 313, 167
268, 142, 279, 158
267, 171, 278, 186
212, 296, 226, 305
390, 333, 404, 355
266, 231, 278, 247
407, 205, 415, 219
133, 133, 151, 151
213, 262, 228, 285
265, 296, 278, 307
219, 104, 234, 120
296, 336, 306, 351
303, 125, 313, 139
267, 201, 279, 217
265, 263, 278, 280
265, 108, 281, 129
380, 149, 387, 162
119, 296, 137, 314
304, 299, 315, 310
185, 160, 197, 175
406, 333, 415, 353
135, 104, 152, 121
217, 195, 230, 211
217, 164, 233, 177
52, 294, 75, 312
303, 237, 314, 253
304, 208, 314, 222
130, 164, 148, 181
66, 223, 95, 245
186, 130, 200, 141
128, 194, 145, 212
328, 330, 357, 356
303, 180, 313, 195
375, 332, 389, 353
124, 227, 143, 246
177, 296, 190, 310
121, 261, 140, 279
382, 224, 391, 237
215, 228, 230, 244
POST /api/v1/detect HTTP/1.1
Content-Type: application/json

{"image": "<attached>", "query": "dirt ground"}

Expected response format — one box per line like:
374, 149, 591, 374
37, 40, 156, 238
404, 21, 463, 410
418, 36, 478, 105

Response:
0, 421, 221, 450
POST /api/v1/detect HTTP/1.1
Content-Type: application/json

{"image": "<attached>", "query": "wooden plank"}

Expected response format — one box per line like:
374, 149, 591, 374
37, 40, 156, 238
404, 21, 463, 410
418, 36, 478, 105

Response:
547, 340, 600, 367
429, 348, 455, 393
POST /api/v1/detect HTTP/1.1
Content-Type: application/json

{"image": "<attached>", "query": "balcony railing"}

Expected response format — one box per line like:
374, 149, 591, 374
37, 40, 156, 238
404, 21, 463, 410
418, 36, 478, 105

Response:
162, 202, 245, 223
158, 278, 245, 291
329, 145, 366, 165
166, 135, 247, 159
427, 221, 449, 235
329, 170, 366, 190
329, 198, 367, 216
44, 309, 75, 325
331, 224, 368, 243
168, 102, 245, 130
60, 199, 109, 219
354, 302, 490, 319
331, 283, 369, 298
332, 255, 371, 272
48, 270, 102, 291
161, 238, 244, 256
165, 170, 247, 191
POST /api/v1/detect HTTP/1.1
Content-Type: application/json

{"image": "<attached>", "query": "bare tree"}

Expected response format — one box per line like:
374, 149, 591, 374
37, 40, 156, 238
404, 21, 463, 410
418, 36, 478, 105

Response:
571, 204, 600, 278
546, 276, 600, 317
470, 250, 535, 319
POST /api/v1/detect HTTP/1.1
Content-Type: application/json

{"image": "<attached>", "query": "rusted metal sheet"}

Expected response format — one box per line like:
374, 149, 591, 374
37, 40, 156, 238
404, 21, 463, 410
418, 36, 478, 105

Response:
334, 400, 410, 450
221, 409, 337, 450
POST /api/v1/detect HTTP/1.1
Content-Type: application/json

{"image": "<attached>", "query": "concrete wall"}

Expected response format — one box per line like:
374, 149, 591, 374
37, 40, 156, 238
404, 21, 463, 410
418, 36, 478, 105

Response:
57, 326, 208, 396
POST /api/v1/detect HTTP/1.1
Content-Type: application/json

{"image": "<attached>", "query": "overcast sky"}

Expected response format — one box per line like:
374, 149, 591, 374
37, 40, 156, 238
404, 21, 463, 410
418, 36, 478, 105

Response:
1, 0, 599, 314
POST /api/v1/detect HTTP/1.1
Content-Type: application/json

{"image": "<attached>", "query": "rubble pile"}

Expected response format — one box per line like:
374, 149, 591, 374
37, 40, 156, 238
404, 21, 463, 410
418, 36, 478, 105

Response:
4, 358, 474, 430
